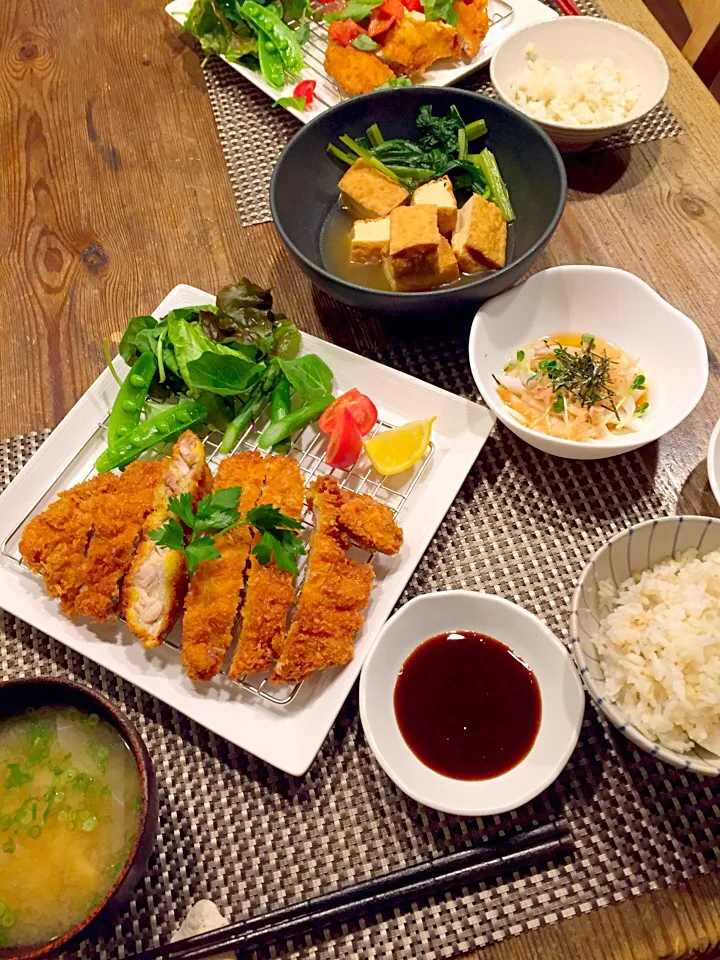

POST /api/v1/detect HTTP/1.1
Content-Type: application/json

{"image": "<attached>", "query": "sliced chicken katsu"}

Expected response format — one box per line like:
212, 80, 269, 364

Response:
272, 476, 374, 685
123, 431, 211, 648
313, 477, 403, 556
228, 455, 304, 679
73, 461, 164, 621
182, 452, 266, 682
19, 473, 121, 614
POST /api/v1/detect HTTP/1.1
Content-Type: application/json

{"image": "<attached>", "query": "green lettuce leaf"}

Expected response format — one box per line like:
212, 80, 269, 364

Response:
278, 354, 333, 400
167, 315, 264, 396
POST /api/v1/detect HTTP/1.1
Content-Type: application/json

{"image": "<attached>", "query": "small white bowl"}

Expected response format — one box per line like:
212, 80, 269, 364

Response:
469, 265, 708, 461
571, 516, 720, 776
707, 417, 720, 508
359, 590, 584, 816
489, 17, 669, 152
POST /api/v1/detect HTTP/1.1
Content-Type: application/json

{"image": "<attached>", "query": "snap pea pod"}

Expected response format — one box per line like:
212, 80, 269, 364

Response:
219, 364, 282, 455
270, 375, 292, 454
240, 1, 304, 73
107, 351, 157, 447
258, 32, 285, 90
95, 401, 209, 473
258, 394, 333, 450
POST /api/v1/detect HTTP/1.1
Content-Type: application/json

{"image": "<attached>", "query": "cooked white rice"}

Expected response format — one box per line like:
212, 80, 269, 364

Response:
510, 44, 641, 125
594, 548, 720, 756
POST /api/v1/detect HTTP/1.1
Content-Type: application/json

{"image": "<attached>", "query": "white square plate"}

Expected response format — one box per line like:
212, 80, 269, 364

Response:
166, 0, 557, 123
0, 284, 494, 775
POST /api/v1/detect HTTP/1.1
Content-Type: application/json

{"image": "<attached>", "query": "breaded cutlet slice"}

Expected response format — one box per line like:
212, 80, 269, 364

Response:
73, 460, 164, 621
182, 452, 266, 682
123, 431, 212, 649
19, 473, 121, 613
272, 477, 374, 685
227, 455, 304, 678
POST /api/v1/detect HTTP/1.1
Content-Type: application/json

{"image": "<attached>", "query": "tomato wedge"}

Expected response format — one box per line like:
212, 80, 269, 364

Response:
401, 0, 423, 11
368, 0, 405, 35
293, 80, 316, 105
319, 388, 378, 436
326, 408, 364, 470
328, 18, 365, 45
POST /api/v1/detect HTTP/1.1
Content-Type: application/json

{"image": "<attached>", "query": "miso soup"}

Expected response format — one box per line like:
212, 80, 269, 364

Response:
0, 705, 142, 948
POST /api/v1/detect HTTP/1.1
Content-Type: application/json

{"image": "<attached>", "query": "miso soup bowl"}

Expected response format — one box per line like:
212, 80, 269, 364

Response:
0, 678, 158, 959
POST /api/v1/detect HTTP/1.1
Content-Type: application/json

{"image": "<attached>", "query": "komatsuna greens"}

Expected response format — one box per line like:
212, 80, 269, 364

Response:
327, 105, 515, 222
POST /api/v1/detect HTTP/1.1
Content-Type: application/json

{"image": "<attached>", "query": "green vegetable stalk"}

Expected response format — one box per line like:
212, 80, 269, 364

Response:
219, 363, 282, 455
270, 375, 292, 453
471, 148, 515, 222
258, 394, 333, 449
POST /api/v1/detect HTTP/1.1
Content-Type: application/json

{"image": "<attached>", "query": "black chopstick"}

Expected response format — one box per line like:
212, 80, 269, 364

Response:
131, 819, 572, 960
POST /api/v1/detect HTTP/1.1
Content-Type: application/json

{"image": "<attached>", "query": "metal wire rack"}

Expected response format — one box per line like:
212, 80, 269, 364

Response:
1, 405, 434, 706
300, 0, 515, 111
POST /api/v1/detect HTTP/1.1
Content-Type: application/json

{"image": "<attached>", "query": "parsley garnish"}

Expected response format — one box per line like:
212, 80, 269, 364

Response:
149, 487, 305, 576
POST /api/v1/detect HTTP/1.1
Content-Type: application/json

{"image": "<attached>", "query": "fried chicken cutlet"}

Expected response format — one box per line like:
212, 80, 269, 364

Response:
380, 12, 457, 76
324, 38, 396, 95
19, 461, 163, 619
182, 452, 266, 682
19, 473, 121, 613
123, 431, 211, 648
453, 0, 489, 59
272, 477, 375, 685
228, 455, 304, 679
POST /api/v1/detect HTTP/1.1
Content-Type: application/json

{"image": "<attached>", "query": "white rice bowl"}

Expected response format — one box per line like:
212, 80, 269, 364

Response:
594, 549, 720, 757
509, 44, 641, 126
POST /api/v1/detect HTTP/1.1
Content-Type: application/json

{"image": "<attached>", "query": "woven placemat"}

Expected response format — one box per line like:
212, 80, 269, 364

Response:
200, 0, 683, 226
1, 338, 719, 960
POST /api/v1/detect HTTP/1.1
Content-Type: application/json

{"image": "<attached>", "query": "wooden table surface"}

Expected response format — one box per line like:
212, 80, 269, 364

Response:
1, 0, 720, 957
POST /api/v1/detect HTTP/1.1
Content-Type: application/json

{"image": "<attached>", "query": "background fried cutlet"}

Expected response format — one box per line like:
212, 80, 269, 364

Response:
18, 473, 121, 612
324, 38, 396, 95
182, 451, 266, 681
228, 454, 304, 678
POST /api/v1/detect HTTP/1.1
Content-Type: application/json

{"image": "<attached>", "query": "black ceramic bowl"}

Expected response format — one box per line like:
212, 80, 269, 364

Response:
270, 87, 567, 315
0, 678, 158, 959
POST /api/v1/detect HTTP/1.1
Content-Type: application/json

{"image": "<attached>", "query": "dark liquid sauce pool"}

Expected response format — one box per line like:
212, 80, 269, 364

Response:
320, 203, 516, 293
393, 631, 542, 780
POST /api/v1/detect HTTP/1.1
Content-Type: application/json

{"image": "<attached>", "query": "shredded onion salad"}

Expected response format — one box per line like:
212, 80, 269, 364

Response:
496, 333, 649, 442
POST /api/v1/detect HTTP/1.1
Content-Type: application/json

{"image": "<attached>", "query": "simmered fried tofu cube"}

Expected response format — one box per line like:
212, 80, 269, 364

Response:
387, 205, 442, 279
412, 176, 458, 235
380, 11, 457, 76
451, 194, 507, 272
350, 217, 390, 264
339, 160, 409, 219
386, 236, 460, 291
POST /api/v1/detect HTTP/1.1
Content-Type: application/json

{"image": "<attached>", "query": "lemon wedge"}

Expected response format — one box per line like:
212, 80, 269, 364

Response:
363, 417, 436, 476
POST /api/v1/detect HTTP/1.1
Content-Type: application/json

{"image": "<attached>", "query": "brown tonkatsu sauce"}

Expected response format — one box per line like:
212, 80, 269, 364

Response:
393, 631, 542, 781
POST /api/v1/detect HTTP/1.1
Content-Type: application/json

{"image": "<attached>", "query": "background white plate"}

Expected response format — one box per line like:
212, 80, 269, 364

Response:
0, 284, 494, 776
165, 0, 557, 123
